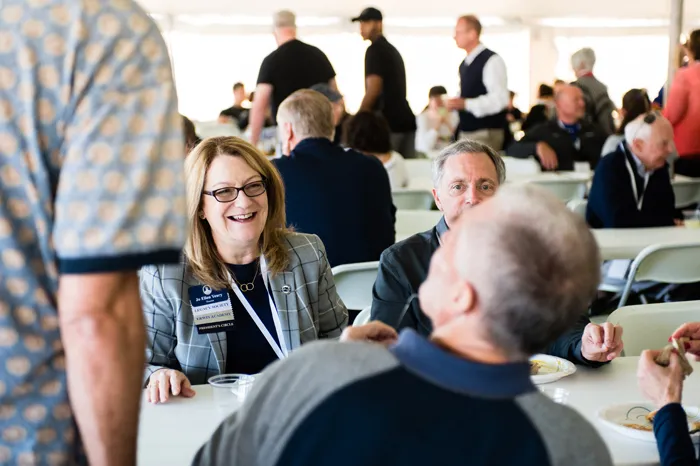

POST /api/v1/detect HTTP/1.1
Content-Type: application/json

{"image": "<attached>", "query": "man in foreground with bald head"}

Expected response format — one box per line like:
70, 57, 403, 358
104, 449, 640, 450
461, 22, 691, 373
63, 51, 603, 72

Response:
193, 184, 613, 466
508, 84, 607, 171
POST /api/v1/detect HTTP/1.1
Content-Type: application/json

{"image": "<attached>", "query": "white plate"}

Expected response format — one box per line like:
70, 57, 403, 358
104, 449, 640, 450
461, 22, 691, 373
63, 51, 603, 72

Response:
597, 402, 700, 443
529, 354, 576, 384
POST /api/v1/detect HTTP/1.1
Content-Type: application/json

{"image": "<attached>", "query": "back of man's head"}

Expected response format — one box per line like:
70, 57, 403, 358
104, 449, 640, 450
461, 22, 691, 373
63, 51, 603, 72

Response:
624, 112, 674, 170
273, 10, 296, 29
453, 184, 600, 359
571, 47, 596, 74
277, 89, 335, 141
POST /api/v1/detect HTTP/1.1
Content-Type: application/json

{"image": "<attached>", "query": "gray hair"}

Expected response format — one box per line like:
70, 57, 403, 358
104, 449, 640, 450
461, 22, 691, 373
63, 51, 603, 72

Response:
276, 89, 334, 141
453, 184, 601, 360
273, 10, 296, 29
571, 47, 596, 72
432, 139, 506, 187
624, 113, 654, 145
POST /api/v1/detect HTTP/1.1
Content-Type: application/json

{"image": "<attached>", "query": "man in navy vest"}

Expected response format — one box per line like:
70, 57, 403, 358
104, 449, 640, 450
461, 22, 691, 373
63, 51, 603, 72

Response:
446, 15, 509, 151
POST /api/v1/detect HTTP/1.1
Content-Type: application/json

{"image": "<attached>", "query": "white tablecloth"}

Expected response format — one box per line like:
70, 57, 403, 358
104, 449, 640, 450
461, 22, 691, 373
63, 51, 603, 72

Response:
137, 385, 242, 466
592, 227, 700, 260
137, 357, 700, 466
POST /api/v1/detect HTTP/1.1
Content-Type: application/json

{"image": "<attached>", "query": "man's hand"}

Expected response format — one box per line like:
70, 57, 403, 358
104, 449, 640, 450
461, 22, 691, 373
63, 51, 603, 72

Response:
637, 350, 684, 408
536, 141, 558, 170
340, 321, 398, 347
446, 97, 466, 111
671, 322, 700, 359
581, 322, 624, 362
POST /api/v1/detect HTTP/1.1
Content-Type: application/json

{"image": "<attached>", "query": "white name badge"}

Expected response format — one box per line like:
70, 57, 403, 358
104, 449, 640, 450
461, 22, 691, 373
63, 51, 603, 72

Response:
189, 285, 235, 334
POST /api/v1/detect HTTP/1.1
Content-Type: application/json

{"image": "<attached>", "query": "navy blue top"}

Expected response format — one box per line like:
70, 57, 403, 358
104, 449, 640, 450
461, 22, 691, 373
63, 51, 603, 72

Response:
586, 142, 676, 229
653, 403, 698, 466
274, 138, 396, 267
225, 261, 280, 375
275, 330, 557, 466
458, 48, 507, 132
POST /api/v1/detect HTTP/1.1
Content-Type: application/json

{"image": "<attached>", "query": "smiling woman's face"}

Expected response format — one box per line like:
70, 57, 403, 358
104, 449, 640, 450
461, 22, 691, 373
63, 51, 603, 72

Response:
201, 155, 268, 256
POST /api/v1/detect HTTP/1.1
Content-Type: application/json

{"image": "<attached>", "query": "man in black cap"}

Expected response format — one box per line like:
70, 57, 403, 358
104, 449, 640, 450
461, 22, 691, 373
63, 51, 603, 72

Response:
310, 82, 351, 145
352, 7, 417, 158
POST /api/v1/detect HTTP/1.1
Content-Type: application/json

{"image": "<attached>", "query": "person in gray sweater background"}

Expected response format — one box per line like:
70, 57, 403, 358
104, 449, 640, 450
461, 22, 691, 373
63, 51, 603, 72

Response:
571, 47, 617, 135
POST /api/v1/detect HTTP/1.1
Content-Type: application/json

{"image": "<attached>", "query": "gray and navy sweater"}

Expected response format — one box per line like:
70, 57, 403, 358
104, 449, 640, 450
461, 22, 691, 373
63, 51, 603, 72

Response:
193, 330, 613, 466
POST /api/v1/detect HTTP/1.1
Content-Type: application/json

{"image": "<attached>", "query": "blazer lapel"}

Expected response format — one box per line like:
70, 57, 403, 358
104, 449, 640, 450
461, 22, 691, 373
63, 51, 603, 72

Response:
267, 271, 301, 351
206, 331, 227, 374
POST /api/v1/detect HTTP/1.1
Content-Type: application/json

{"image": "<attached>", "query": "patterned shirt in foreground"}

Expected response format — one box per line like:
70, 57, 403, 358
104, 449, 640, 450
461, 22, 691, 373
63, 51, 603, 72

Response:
0, 0, 186, 463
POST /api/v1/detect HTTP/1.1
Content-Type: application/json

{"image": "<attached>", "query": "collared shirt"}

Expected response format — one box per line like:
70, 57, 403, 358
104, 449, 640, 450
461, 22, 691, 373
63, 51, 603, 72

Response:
459, 43, 509, 118
390, 329, 535, 397
628, 148, 650, 178
0, 1, 186, 462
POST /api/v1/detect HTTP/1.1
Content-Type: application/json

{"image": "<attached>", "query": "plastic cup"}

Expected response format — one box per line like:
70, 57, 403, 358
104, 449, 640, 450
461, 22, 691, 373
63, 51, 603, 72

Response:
208, 374, 255, 413
538, 386, 569, 405
683, 211, 700, 229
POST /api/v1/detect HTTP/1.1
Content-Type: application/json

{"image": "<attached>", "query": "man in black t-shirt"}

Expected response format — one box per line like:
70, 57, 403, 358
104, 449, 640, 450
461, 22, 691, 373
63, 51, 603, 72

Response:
353, 7, 417, 159
249, 10, 337, 146
218, 82, 249, 130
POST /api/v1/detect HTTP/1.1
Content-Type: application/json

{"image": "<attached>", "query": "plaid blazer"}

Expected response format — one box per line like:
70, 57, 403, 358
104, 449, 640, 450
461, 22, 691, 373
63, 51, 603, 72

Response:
140, 232, 348, 386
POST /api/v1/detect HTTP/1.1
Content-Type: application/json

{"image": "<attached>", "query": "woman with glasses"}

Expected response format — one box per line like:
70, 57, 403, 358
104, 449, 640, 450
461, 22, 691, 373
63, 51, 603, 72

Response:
140, 137, 382, 404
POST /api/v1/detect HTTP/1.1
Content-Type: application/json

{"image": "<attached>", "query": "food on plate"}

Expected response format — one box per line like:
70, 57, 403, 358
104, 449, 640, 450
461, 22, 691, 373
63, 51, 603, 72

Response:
623, 423, 653, 431
655, 337, 693, 377
530, 360, 544, 375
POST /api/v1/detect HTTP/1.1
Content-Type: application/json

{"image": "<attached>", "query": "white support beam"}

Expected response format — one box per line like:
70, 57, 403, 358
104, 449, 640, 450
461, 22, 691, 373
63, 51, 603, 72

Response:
528, 26, 558, 107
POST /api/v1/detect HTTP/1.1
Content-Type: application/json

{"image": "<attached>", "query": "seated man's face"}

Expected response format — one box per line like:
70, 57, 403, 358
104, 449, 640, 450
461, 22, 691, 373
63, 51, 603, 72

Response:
432, 152, 499, 227
637, 119, 675, 171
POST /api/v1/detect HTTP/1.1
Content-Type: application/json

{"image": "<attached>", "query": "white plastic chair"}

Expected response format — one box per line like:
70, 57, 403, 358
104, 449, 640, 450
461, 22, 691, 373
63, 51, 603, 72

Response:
607, 301, 700, 356
405, 159, 433, 180
353, 306, 372, 326
392, 189, 434, 210
566, 199, 588, 217
672, 178, 700, 208
395, 210, 443, 239
331, 262, 380, 311
527, 178, 587, 202
502, 156, 541, 176
618, 242, 700, 308
195, 121, 242, 139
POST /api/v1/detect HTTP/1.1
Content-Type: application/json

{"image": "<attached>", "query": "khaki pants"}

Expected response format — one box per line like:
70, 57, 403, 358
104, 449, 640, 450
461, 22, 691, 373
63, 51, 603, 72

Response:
458, 129, 505, 152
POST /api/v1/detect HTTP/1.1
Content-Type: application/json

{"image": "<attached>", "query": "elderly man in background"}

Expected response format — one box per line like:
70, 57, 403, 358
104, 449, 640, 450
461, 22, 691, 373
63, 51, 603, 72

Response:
446, 15, 509, 151
508, 84, 607, 171
249, 10, 337, 146
193, 184, 613, 466
571, 47, 616, 135
587, 112, 677, 229
273, 89, 395, 268
372, 140, 622, 366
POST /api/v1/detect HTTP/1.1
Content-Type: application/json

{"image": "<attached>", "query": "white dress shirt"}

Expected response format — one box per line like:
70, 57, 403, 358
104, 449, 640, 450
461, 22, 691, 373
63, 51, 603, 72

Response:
415, 110, 460, 153
461, 43, 509, 119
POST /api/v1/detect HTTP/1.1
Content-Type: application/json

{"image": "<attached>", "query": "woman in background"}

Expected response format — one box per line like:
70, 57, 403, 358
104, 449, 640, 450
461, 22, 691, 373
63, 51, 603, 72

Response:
344, 111, 409, 190
600, 89, 650, 157
415, 86, 459, 154
665, 30, 700, 177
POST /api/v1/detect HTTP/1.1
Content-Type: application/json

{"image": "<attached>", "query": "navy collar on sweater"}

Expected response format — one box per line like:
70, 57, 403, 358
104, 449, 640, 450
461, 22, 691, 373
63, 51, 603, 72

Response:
390, 329, 536, 398
290, 137, 335, 154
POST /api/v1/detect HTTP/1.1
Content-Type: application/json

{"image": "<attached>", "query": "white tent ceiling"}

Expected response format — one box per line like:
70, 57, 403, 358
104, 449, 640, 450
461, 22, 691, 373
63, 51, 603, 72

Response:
141, 0, 700, 23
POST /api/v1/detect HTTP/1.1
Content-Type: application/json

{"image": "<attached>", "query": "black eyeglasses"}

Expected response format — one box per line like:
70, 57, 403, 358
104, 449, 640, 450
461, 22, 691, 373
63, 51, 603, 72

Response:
203, 179, 267, 203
